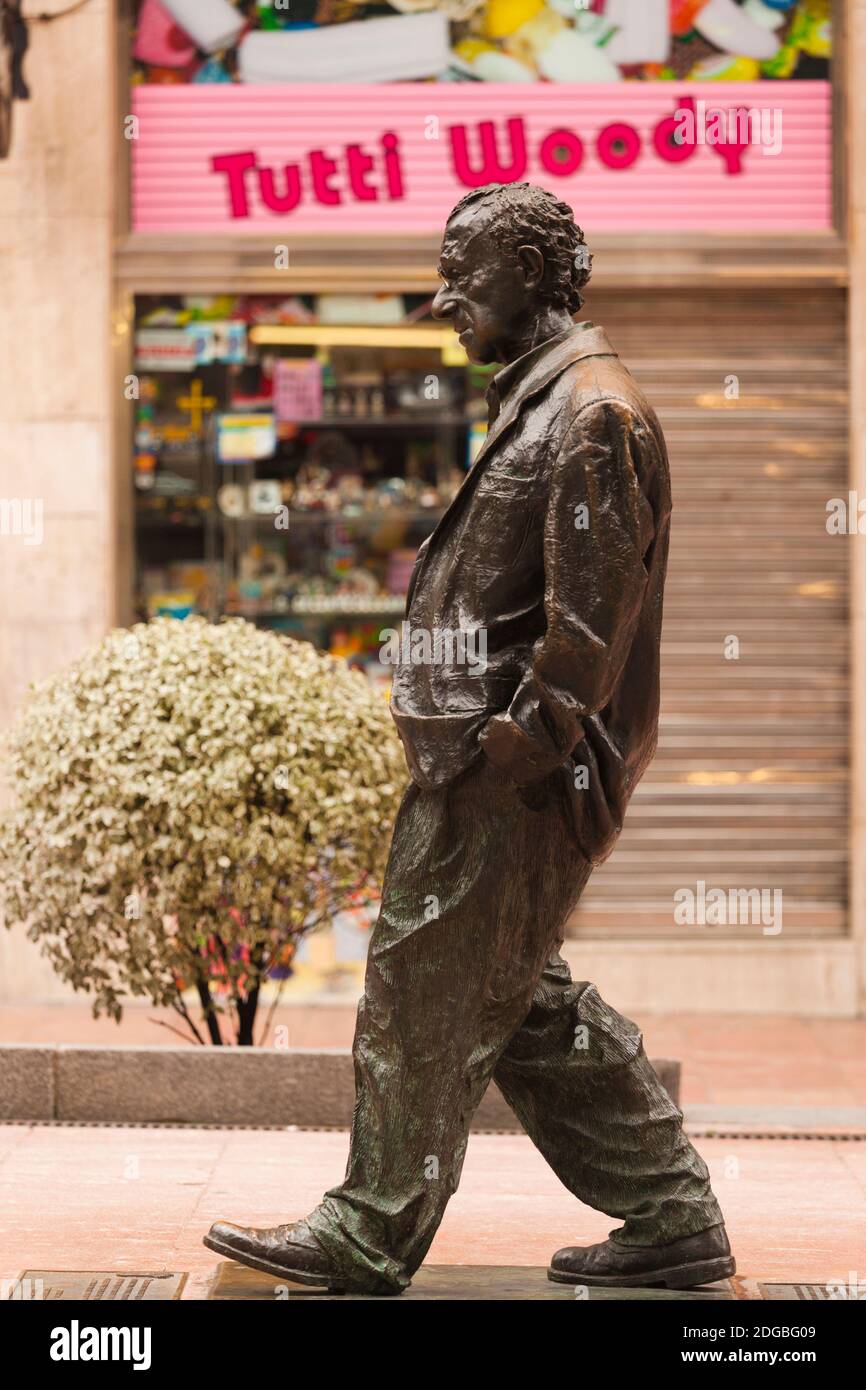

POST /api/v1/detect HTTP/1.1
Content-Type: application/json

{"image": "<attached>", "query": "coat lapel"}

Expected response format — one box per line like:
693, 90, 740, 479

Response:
411, 325, 618, 595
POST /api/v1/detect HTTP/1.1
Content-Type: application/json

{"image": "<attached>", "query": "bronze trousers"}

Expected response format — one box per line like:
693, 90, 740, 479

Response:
306, 757, 723, 1293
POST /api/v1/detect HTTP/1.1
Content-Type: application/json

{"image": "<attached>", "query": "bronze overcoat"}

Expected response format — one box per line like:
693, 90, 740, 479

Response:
390, 322, 672, 864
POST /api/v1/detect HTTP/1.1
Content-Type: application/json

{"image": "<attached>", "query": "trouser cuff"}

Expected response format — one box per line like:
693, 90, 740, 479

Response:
306, 1198, 411, 1296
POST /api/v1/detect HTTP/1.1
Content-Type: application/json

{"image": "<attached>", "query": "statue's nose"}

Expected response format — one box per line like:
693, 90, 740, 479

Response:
431, 284, 453, 320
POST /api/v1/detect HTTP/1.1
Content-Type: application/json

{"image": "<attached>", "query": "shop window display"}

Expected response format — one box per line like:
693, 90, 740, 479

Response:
133, 292, 483, 688
131, 0, 831, 88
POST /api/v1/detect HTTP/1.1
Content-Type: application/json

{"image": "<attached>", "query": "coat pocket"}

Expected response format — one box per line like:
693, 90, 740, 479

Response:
437, 672, 517, 712
471, 476, 542, 572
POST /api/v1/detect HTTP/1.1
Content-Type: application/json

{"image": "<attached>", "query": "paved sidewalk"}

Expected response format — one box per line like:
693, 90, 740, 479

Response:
1, 1124, 864, 1298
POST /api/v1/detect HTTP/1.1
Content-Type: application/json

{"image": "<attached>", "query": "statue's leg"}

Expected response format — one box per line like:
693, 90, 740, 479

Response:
493, 950, 724, 1245
305, 760, 587, 1294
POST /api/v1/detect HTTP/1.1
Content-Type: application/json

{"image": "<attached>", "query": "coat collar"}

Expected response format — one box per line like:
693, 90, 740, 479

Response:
476, 322, 616, 468
410, 323, 619, 594
485, 325, 576, 428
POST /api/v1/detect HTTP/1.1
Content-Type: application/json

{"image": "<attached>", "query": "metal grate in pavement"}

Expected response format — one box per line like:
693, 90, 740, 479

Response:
7, 1271, 187, 1301
760, 1283, 852, 1301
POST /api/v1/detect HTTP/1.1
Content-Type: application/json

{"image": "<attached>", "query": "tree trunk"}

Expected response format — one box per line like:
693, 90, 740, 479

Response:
196, 977, 222, 1045
236, 944, 264, 1045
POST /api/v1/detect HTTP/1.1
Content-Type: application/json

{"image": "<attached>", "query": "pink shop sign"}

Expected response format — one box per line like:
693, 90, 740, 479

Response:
130, 81, 832, 235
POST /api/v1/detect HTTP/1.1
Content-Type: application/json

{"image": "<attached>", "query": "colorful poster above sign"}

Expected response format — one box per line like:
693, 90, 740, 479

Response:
131, 81, 832, 233
130, 0, 831, 87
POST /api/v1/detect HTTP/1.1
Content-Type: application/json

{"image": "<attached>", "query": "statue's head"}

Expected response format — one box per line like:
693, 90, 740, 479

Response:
432, 182, 592, 366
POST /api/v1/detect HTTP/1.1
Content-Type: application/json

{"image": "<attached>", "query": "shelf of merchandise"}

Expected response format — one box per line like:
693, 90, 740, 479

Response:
216, 508, 446, 528
288, 415, 470, 431
248, 325, 464, 358
132, 313, 478, 680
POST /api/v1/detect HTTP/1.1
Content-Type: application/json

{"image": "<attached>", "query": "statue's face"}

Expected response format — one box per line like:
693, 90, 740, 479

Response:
432, 206, 532, 366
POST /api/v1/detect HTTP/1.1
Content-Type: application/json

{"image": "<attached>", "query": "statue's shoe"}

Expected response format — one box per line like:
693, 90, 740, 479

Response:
548, 1223, 735, 1289
203, 1219, 344, 1291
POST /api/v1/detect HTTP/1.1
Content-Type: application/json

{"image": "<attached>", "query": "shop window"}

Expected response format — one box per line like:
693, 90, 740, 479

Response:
132, 292, 490, 688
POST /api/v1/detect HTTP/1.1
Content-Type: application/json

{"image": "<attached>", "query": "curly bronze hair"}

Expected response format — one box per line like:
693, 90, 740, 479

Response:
446, 182, 593, 314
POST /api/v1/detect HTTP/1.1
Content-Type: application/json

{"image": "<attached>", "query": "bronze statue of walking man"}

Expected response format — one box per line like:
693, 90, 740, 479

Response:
206, 182, 734, 1295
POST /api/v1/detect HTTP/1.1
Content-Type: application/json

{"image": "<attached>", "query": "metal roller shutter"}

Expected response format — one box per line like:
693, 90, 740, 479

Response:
570, 288, 848, 939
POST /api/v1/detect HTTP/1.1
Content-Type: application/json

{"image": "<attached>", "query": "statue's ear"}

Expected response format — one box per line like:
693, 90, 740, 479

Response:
517, 244, 544, 292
